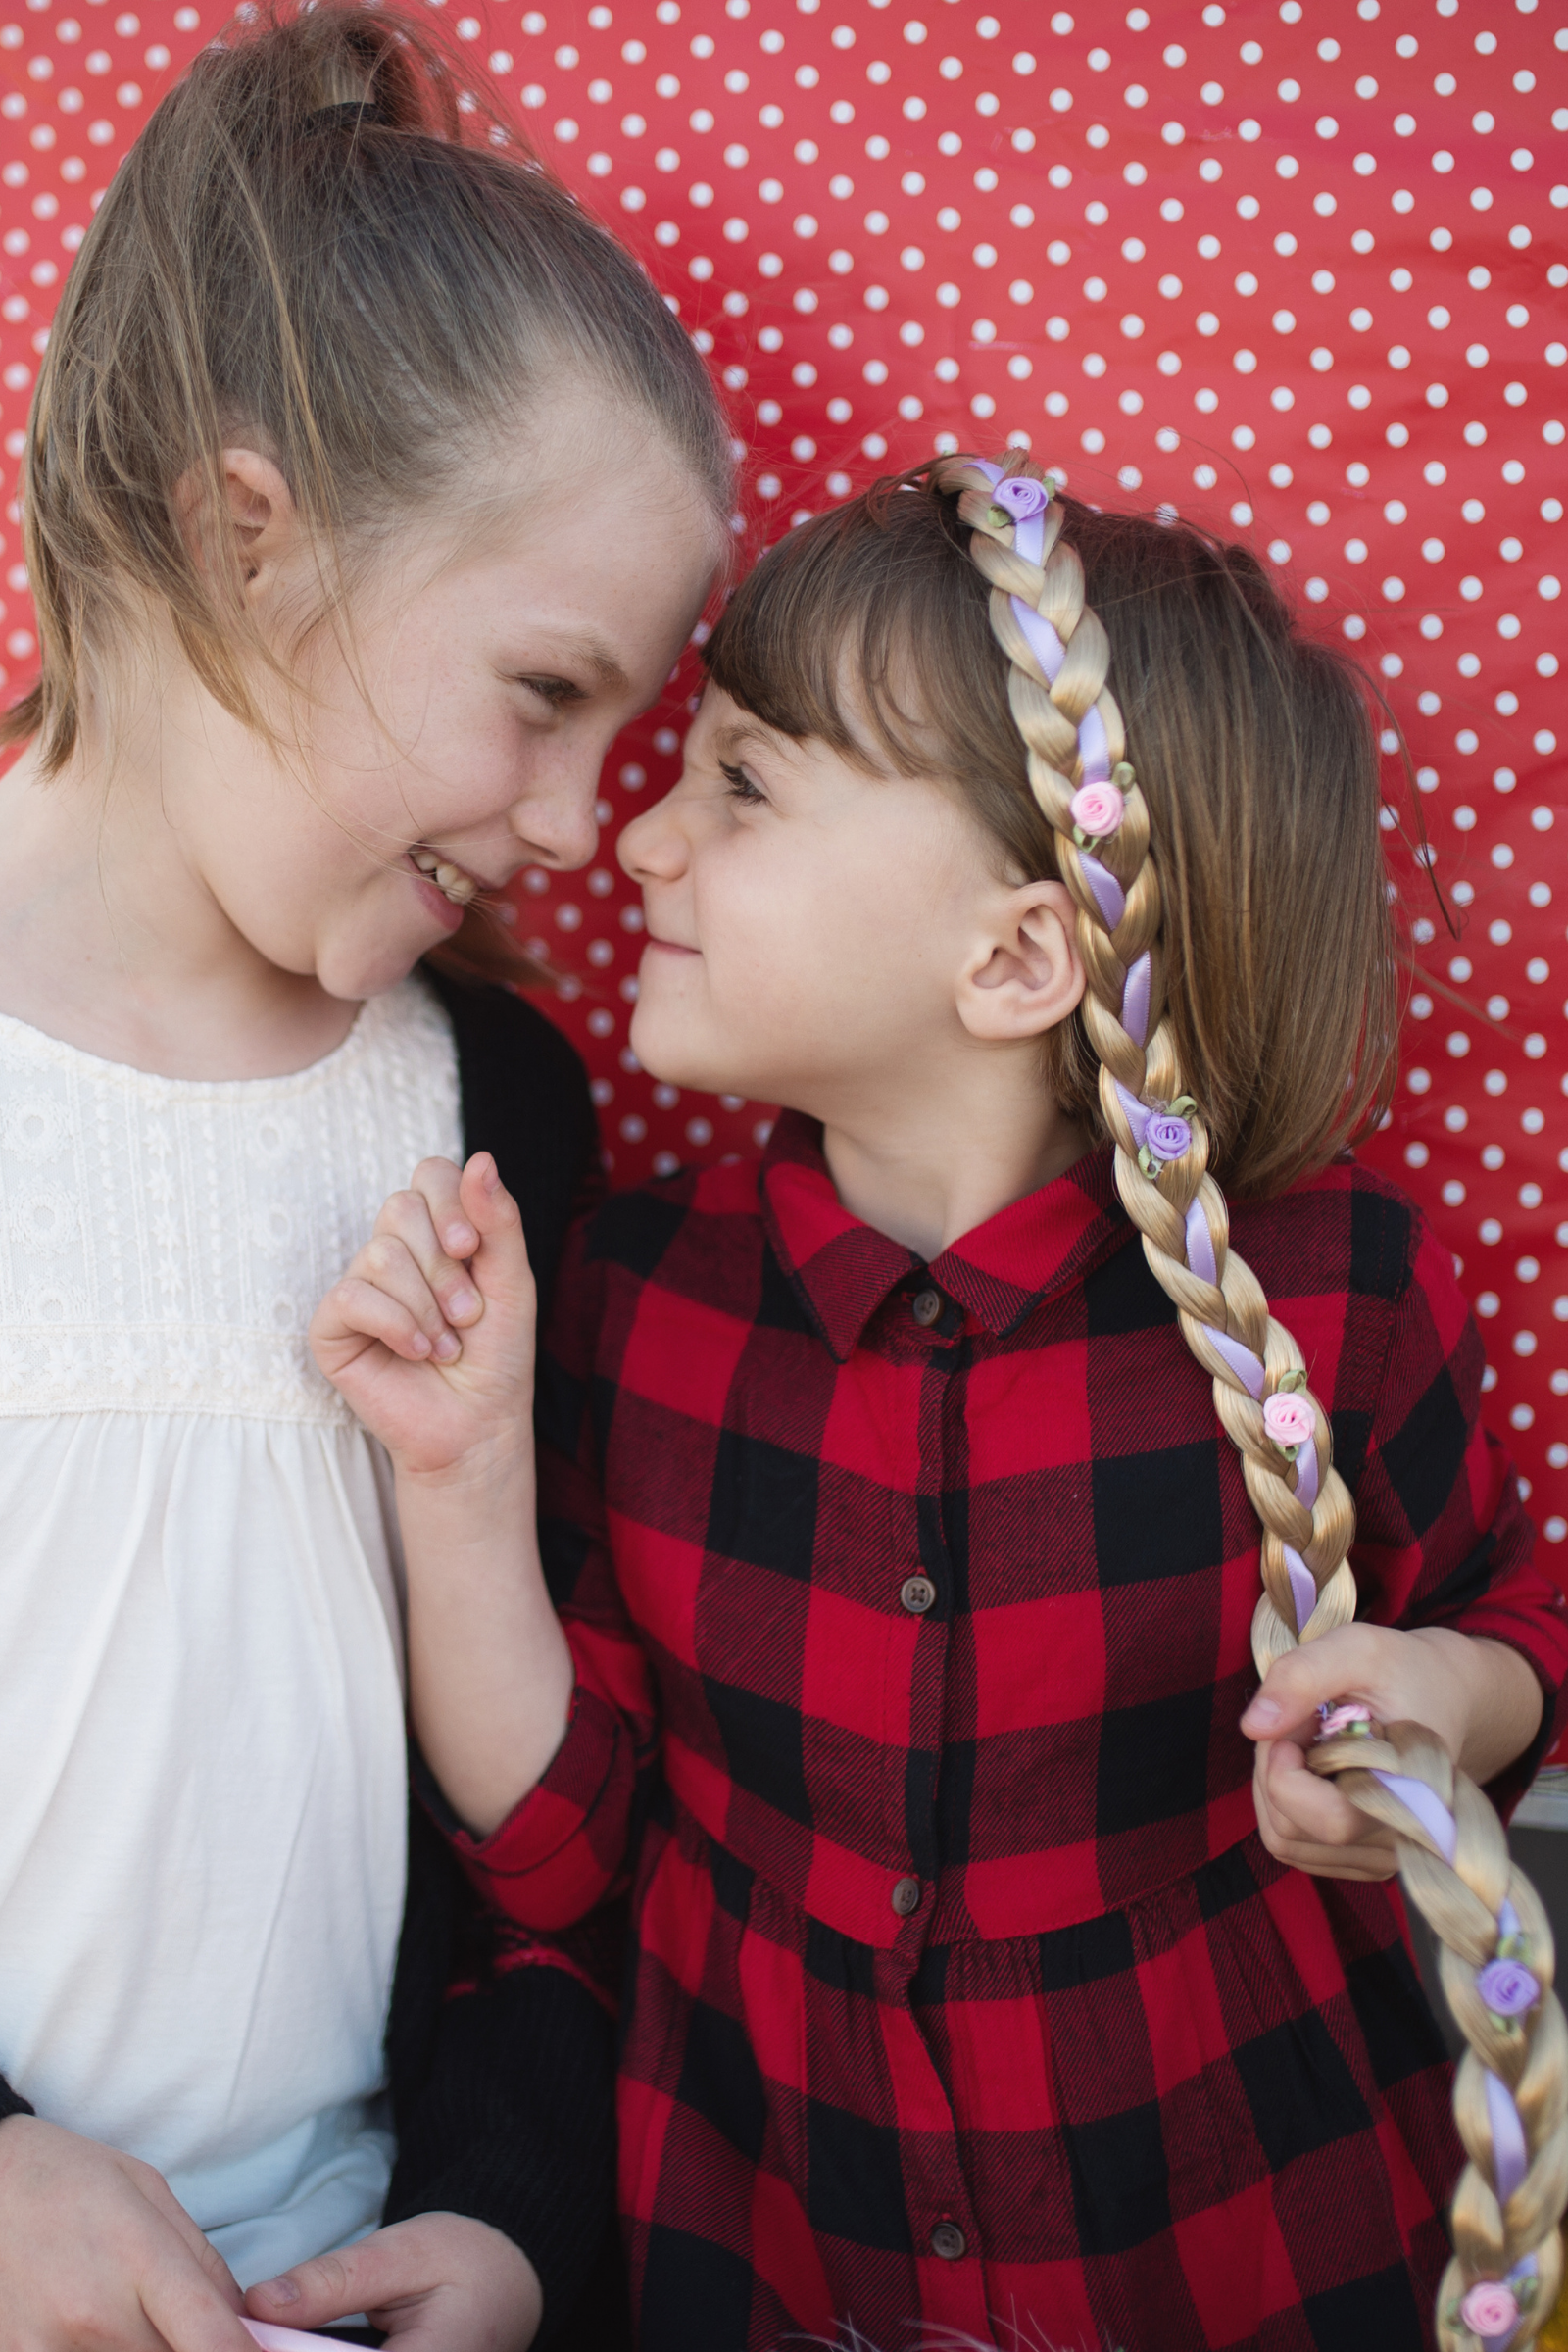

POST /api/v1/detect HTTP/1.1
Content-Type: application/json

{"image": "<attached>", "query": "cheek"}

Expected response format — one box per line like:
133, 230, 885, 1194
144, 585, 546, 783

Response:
313, 630, 519, 827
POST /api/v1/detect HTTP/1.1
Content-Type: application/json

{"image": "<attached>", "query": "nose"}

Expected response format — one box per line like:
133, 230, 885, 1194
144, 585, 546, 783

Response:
507, 742, 603, 872
617, 786, 691, 886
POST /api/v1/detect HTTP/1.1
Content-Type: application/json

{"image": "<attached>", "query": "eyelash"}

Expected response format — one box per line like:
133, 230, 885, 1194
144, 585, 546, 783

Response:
720, 760, 766, 805
517, 676, 580, 709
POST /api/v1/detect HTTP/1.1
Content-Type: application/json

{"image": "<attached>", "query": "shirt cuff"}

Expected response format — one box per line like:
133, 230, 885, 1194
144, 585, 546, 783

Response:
439, 1684, 637, 1930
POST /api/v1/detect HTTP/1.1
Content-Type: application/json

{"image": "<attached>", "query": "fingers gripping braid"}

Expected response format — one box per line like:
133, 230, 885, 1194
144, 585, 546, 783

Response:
940, 452, 1568, 2349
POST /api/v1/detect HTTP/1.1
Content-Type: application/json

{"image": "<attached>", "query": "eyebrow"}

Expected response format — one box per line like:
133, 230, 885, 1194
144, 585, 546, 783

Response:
710, 717, 797, 763
525, 630, 631, 696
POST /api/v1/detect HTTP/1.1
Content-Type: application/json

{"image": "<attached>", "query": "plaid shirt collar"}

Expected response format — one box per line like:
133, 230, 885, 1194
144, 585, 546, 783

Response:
759, 1109, 1130, 1361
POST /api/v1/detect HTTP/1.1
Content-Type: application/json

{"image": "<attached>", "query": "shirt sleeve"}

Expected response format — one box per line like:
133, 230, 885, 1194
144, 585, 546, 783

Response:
383, 1798, 628, 2347
446, 1219, 661, 1929
384, 1946, 623, 2346
1346, 1203, 1568, 1815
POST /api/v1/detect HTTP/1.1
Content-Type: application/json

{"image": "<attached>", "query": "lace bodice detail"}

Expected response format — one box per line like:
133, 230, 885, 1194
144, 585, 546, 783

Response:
0, 978, 462, 1421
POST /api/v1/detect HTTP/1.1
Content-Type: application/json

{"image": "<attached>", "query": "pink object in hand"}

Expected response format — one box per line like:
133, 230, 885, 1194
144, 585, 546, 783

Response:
242, 2322, 347, 2350
1261, 1392, 1315, 1449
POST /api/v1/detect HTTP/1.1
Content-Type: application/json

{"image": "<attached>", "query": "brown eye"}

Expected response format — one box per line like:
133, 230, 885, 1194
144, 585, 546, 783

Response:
720, 761, 765, 805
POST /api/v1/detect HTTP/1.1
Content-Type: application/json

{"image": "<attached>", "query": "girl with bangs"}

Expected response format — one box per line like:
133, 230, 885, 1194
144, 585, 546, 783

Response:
313, 462, 1568, 2352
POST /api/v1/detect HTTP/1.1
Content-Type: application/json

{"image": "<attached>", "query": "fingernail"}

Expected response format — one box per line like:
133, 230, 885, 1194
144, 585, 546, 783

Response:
410, 1332, 432, 1358
257, 2276, 300, 2306
448, 1287, 480, 1321
481, 1157, 502, 1194
433, 1331, 462, 1361
446, 1224, 477, 1254
1244, 1699, 1284, 1732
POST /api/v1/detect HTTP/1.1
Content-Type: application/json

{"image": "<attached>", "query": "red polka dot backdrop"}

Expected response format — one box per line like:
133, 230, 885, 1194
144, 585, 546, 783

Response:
0, 2, 1564, 1572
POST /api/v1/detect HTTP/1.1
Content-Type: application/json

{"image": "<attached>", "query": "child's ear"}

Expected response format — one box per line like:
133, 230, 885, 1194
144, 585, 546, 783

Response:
173, 445, 300, 602
956, 878, 1086, 1044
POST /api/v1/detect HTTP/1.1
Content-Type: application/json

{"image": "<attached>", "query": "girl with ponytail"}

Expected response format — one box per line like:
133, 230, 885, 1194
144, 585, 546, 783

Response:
0, 4, 730, 2345
317, 458, 1568, 2352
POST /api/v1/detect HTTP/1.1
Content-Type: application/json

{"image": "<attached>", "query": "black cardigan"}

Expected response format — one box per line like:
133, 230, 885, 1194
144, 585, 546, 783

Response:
0, 972, 627, 2347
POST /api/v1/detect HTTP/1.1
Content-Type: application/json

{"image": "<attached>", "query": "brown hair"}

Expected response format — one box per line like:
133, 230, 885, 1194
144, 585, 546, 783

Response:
7, 1, 731, 776
712, 459, 1565, 2345
705, 466, 1395, 1202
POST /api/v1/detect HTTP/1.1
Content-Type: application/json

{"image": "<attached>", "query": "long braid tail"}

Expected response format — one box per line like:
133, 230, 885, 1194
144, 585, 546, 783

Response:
942, 453, 1568, 2351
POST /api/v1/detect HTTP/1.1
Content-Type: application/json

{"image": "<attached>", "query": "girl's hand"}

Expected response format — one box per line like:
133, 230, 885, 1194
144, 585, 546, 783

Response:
310, 1153, 534, 1482
1240, 1622, 1544, 1882
313, 1151, 572, 1832
245, 2215, 542, 2352
0, 2113, 252, 2352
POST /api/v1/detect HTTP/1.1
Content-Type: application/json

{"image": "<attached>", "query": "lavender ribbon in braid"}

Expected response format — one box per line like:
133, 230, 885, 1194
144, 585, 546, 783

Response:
962, 456, 1568, 2351
978, 461, 1315, 1636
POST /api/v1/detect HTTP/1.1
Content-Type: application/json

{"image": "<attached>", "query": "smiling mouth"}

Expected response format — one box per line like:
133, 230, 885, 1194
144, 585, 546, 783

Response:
410, 847, 481, 906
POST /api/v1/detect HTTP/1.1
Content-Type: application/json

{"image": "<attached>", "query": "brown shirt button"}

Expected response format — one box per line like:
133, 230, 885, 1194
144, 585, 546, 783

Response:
910, 1287, 944, 1328
891, 1874, 921, 1917
930, 2221, 967, 2261
900, 1574, 936, 1615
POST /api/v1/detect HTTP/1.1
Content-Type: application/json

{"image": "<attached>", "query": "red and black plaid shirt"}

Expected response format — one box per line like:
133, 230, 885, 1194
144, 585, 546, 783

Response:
454, 1115, 1568, 2352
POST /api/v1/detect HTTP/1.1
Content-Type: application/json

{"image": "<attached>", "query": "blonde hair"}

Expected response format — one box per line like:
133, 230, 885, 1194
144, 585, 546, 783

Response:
939, 453, 1567, 2352
7, 0, 730, 778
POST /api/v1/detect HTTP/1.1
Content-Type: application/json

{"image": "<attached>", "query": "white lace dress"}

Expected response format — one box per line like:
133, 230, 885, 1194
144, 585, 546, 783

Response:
0, 976, 462, 2288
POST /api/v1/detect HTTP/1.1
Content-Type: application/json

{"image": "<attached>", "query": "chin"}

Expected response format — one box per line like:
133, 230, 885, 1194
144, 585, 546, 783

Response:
629, 1007, 747, 1099
315, 936, 428, 1004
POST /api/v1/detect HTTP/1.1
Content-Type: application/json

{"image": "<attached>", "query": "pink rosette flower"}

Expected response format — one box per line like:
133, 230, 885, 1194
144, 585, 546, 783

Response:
1458, 2281, 1520, 2339
1069, 780, 1125, 839
1317, 1702, 1372, 1740
1476, 1959, 1541, 2019
993, 474, 1050, 522
1262, 1393, 1315, 1449
1143, 1112, 1192, 1163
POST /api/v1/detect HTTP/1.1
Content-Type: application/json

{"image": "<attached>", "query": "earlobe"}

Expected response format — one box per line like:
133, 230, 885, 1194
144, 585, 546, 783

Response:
956, 879, 1086, 1044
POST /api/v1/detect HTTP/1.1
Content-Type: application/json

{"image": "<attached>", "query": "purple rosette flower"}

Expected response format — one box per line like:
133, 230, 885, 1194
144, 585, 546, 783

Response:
1477, 1958, 1541, 2019
1144, 1112, 1192, 1163
993, 475, 1050, 522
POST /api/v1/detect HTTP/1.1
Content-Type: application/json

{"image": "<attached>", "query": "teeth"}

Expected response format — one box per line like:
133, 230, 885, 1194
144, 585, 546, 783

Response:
413, 847, 479, 906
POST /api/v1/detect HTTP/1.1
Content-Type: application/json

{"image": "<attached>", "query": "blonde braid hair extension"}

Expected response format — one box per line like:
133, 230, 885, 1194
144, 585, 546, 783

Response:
939, 452, 1568, 2352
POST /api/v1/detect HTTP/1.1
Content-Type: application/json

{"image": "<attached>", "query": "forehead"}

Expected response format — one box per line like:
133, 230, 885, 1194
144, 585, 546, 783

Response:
694, 680, 906, 785
440, 401, 725, 590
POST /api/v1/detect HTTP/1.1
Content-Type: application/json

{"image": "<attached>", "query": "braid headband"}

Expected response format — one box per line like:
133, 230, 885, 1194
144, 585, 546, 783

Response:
955, 455, 1568, 2352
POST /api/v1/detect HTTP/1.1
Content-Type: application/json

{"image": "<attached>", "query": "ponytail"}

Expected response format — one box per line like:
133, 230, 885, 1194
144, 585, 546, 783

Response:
8, 1, 730, 774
